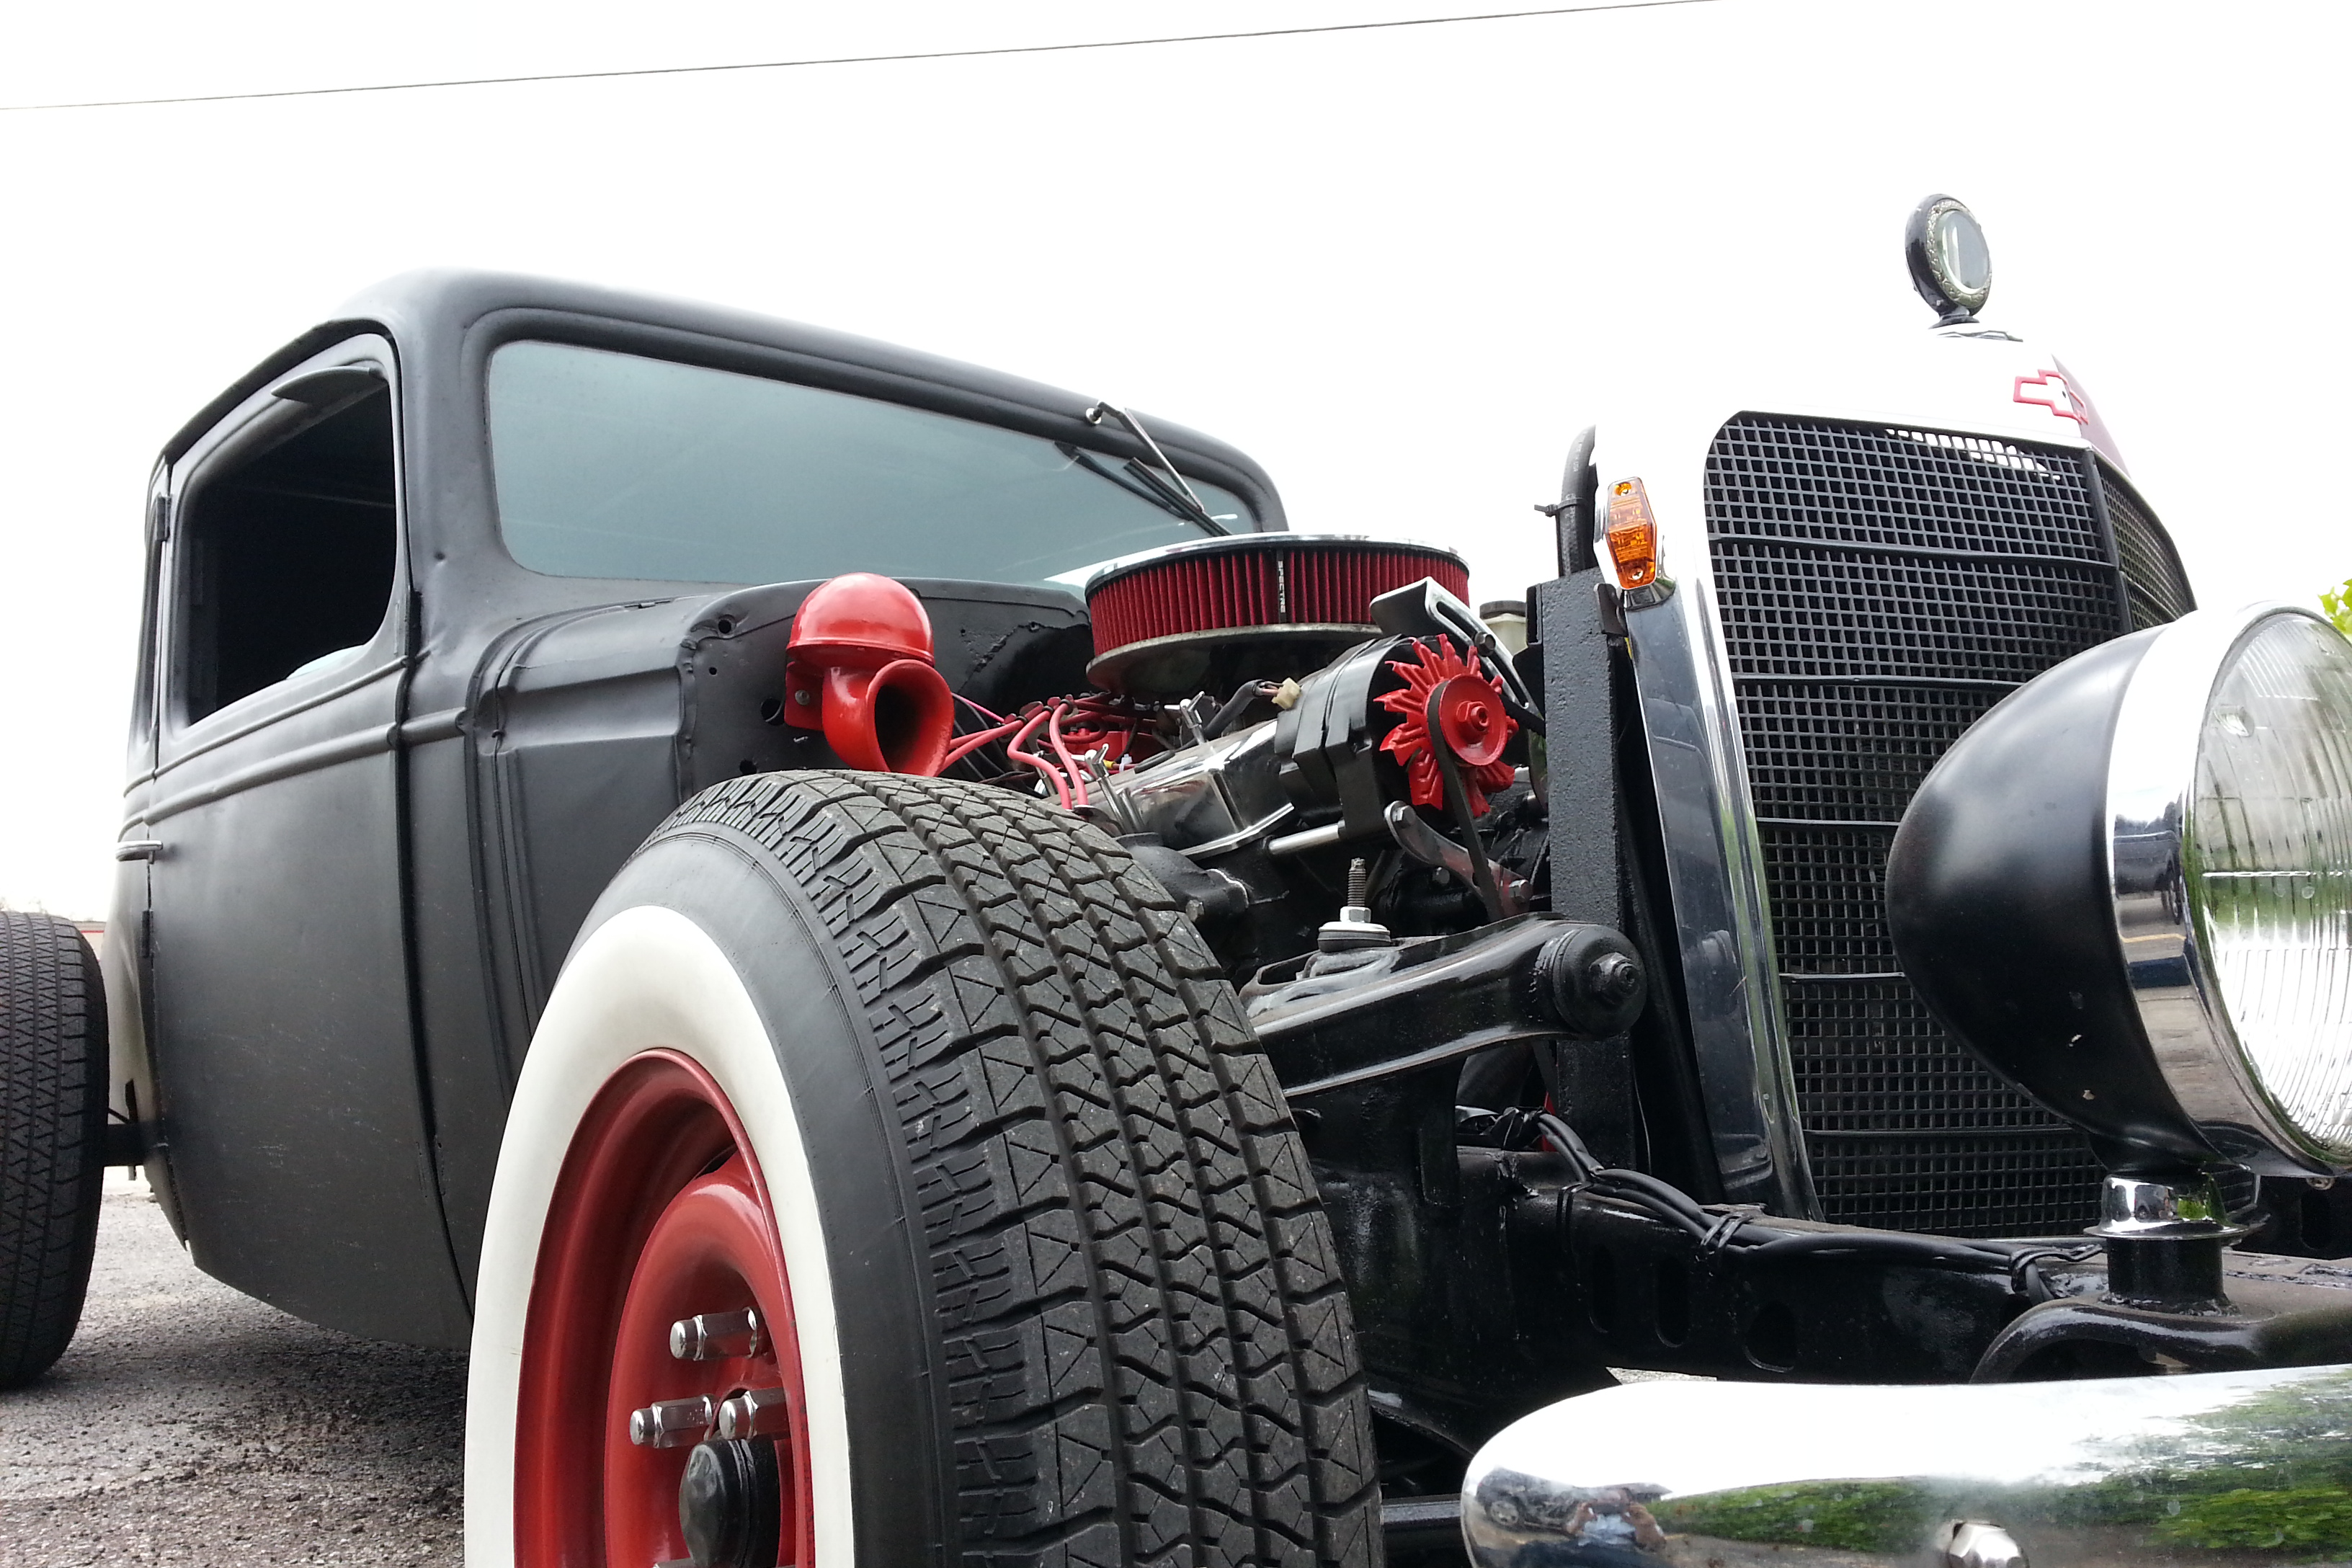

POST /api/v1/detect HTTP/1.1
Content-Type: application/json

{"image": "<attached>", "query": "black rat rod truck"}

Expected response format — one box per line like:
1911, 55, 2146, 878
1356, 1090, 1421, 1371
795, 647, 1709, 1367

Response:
6, 197, 2352, 1568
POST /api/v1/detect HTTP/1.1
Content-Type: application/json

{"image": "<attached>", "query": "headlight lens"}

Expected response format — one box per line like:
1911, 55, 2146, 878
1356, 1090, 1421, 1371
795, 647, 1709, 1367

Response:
2187, 614, 2352, 1159
1930, 205, 1992, 300
1905, 193, 1993, 320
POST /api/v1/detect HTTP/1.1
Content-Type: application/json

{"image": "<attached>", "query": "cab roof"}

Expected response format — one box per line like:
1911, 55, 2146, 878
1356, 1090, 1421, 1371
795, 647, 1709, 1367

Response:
161, 268, 1285, 528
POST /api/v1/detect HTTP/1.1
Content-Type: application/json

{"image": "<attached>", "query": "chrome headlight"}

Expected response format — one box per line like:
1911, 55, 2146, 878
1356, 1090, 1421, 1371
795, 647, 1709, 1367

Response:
1905, 192, 1993, 321
2121, 609, 2352, 1166
1890, 603, 2352, 1176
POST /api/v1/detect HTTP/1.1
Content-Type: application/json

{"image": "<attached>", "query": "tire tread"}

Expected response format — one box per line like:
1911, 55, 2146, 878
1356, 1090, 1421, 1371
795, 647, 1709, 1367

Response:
0, 912, 107, 1388
664, 773, 1378, 1568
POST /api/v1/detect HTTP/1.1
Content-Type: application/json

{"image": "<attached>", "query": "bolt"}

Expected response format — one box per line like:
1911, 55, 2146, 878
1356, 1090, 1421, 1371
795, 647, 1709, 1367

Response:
1587, 950, 1642, 1006
671, 1309, 764, 1361
715, 1386, 793, 1440
1345, 858, 1369, 909
628, 1395, 716, 1448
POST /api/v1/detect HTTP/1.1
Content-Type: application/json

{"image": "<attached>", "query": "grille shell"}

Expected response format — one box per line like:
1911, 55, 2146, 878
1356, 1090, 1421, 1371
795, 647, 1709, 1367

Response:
1700, 414, 2194, 1237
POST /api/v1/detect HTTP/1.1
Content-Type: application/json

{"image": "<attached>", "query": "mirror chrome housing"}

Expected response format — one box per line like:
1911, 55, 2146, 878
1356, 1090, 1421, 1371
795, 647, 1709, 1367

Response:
1462, 1366, 2352, 1565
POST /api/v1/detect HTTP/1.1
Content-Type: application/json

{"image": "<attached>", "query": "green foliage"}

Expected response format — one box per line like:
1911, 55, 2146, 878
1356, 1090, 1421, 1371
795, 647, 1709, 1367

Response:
1645, 1374, 2352, 1559
2325, 579, 2352, 637
2152, 1485, 2352, 1553
2047, 1371, 2352, 1556
1651, 1479, 1936, 1553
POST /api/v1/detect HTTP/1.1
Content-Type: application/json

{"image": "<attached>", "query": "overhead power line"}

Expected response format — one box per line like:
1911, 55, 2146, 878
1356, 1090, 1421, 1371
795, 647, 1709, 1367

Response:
0, 0, 1724, 113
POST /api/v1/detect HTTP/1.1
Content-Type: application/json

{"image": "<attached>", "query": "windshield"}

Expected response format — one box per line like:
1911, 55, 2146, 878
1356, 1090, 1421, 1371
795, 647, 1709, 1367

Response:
485, 340, 1252, 588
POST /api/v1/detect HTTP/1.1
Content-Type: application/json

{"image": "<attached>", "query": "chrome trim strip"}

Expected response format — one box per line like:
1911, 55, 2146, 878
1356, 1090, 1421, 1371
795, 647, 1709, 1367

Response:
2108, 601, 2338, 1172
1624, 570, 1816, 1216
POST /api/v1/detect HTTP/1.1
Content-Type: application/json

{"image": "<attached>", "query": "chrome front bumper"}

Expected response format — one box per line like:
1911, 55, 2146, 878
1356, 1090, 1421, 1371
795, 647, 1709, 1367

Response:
1459, 1365, 2352, 1566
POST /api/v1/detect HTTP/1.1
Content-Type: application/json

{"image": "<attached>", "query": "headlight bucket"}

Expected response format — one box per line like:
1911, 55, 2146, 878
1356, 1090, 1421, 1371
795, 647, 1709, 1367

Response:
1890, 604, 2352, 1177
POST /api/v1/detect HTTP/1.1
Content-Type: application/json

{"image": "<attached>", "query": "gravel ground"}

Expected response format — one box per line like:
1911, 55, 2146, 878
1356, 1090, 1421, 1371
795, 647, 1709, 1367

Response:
0, 1179, 1719, 1567
0, 1175, 466, 1565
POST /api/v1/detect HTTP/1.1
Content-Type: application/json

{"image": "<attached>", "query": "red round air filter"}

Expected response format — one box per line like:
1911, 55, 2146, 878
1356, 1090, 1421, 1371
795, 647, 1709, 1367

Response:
1084, 535, 1471, 697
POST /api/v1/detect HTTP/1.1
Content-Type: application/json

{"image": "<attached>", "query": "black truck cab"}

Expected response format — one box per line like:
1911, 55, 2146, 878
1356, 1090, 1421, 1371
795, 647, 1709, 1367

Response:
112, 270, 1282, 1343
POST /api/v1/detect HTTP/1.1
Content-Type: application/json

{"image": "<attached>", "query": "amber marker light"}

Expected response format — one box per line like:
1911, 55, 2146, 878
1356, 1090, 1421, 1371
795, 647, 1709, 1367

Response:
1603, 478, 1660, 592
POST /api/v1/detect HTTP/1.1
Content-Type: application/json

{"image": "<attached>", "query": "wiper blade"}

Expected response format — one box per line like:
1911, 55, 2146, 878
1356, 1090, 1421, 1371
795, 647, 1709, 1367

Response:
1082, 401, 1228, 535
1060, 443, 1229, 535
1121, 457, 1228, 533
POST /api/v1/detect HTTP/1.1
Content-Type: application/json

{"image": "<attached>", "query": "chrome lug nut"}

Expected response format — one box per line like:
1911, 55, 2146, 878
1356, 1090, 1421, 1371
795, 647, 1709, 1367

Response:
628, 1394, 716, 1448
669, 1307, 763, 1361
715, 1385, 792, 1440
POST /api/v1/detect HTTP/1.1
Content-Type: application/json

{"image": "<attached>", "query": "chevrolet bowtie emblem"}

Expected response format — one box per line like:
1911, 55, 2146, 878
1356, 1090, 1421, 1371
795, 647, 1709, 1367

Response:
2013, 368, 2088, 424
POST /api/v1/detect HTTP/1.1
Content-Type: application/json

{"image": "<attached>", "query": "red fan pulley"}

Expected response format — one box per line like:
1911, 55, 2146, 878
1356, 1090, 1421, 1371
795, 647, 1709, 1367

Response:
1377, 638, 1518, 816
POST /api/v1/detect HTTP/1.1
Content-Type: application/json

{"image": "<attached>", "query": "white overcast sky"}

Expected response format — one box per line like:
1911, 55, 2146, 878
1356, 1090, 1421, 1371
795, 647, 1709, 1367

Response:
1, 0, 2345, 916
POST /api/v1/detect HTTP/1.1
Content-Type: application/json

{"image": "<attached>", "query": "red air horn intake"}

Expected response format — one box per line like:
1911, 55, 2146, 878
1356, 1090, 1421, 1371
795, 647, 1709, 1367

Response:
783, 574, 955, 776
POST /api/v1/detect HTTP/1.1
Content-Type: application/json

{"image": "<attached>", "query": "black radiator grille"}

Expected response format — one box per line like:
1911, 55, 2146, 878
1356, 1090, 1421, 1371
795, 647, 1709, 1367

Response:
2104, 471, 2196, 629
1705, 420, 2111, 562
1701, 414, 2193, 1237
1710, 542, 2124, 685
1738, 685, 2003, 824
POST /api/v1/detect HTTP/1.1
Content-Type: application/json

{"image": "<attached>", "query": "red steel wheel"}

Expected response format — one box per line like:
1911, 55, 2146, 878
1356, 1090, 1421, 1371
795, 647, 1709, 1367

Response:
514, 1048, 812, 1568
471, 771, 1381, 1567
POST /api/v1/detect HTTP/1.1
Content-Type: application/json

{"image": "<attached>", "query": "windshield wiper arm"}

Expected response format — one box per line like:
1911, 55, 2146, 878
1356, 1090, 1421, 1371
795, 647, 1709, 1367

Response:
1060, 445, 1219, 530
1083, 401, 1227, 535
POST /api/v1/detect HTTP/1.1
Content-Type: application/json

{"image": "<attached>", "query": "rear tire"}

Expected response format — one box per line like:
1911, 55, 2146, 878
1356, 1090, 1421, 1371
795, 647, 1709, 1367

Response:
468, 771, 1381, 1567
0, 912, 108, 1389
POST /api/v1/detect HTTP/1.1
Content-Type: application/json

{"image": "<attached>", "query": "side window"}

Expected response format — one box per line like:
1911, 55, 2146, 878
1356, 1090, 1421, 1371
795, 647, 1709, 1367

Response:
177, 377, 398, 721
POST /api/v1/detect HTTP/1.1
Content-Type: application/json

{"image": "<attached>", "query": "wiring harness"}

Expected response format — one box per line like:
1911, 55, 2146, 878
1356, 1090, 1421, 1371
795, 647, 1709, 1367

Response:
943, 693, 1157, 808
1461, 1106, 2098, 1303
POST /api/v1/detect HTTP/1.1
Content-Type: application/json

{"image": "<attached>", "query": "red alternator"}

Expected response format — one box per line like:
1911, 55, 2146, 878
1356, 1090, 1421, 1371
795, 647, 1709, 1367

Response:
1377, 638, 1518, 816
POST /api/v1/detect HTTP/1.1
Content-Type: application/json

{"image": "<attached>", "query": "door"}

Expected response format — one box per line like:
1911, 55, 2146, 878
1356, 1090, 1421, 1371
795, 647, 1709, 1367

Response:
142, 338, 468, 1345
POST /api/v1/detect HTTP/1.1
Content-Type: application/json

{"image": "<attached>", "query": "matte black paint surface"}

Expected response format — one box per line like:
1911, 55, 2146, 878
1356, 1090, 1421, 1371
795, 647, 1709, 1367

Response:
127, 331, 472, 1345
466, 576, 1098, 1077
1886, 628, 2216, 1172
111, 271, 1287, 1345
